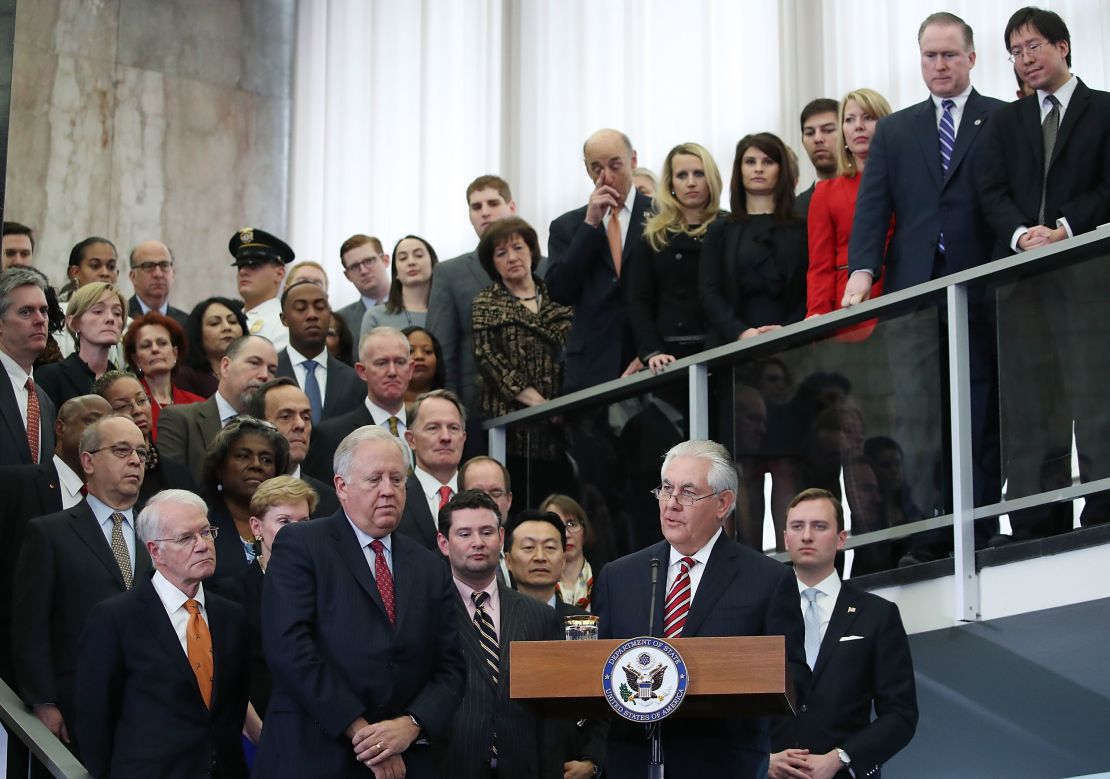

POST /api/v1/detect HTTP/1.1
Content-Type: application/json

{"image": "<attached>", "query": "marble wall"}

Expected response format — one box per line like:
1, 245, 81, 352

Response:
5, 0, 293, 310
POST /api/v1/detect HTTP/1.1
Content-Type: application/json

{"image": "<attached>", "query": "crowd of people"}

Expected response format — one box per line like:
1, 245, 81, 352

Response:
0, 5, 1105, 777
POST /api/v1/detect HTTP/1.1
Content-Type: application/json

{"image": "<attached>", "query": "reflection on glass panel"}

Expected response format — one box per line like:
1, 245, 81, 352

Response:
993, 253, 1110, 536
710, 306, 956, 566
504, 379, 689, 562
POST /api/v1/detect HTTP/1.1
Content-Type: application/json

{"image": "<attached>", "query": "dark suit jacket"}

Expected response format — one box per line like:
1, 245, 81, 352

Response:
552, 600, 609, 770
34, 353, 108, 410
157, 395, 222, 485
11, 501, 153, 729
980, 78, 1110, 258
0, 366, 57, 467
437, 584, 563, 779
207, 561, 271, 715
771, 581, 917, 779
427, 250, 550, 411
75, 576, 249, 779
547, 191, 652, 392
139, 450, 198, 505
595, 533, 810, 779
335, 299, 369, 364
205, 499, 253, 580
849, 90, 1005, 290
255, 512, 465, 778
276, 347, 365, 419
127, 295, 189, 328
303, 471, 340, 516
302, 403, 374, 482
396, 473, 441, 551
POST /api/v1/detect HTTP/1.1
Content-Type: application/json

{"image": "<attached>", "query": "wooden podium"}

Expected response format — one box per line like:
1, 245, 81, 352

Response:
509, 636, 797, 719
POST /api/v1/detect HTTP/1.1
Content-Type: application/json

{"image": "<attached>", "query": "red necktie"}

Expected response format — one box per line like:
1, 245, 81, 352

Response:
663, 557, 696, 638
607, 205, 624, 277
25, 377, 40, 464
369, 538, 396, 625
438, 485, 454, 511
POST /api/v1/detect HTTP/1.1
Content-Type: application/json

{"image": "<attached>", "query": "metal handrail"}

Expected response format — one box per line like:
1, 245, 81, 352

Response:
0, 677, 90, 778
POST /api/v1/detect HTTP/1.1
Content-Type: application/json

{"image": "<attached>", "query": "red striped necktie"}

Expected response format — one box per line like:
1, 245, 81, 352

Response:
662, 557, 696, 638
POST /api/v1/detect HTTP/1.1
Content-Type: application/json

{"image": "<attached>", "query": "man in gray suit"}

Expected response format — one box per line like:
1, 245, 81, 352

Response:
157, 334, 278, 483
335, 234, 390, 363
435, 489, 563, 779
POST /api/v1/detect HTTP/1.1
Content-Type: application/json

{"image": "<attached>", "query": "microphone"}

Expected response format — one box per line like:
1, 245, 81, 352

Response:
647, 558, 660, 637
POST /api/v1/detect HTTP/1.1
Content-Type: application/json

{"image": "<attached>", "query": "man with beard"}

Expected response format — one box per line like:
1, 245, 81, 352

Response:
158, 334, 278, 484
795, 98, 840, 216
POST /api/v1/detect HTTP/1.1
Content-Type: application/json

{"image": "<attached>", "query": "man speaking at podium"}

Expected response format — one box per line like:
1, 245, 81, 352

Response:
595, 440, 809, 778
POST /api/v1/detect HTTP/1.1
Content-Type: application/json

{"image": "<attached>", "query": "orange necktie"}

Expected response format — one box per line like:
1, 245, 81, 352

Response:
184, 599, 213, 708
607, 206, 624, 277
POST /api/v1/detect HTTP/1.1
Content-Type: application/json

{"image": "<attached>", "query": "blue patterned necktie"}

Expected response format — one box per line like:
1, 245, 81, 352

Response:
303, 359, 323, 424
802, 587, 822, 669
937, 98, 956, 253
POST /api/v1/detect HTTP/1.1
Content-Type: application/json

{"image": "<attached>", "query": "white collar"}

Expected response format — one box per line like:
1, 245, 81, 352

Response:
1039, 74, 1078, 112
798, 569, 841, 602
151, 569, 206, 611
347, 514, 391, 551
85, 492, 135, 521
287, 343, 327, 367
53, 454, 84, 495
668, 526, 722, 568
930, 83, 972, 110
0, 348, 31, 384
214, 391, 239, 424
413, 465, 458, 497
365, 397, 406, 425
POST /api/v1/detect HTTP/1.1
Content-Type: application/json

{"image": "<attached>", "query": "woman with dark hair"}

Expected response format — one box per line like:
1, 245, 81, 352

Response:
176, 296, 248, 397
37, 282, 126, 407
628, 142, 726, 372
91, 370, 198, 502
360, 234, 438, 333
201, 416, 290, 579
122, 312, 204, 438
58, 236, 118, 303
326, 311, 355, 367
698, 133, 808, 347
402, 325, 445, 405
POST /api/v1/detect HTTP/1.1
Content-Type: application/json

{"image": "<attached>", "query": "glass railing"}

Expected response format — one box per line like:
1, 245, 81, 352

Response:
0, 676, 90, 778
486, 225, 1110, 621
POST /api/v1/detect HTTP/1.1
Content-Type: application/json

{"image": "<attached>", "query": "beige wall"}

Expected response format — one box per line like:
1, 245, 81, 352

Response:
5, 0, 293, 312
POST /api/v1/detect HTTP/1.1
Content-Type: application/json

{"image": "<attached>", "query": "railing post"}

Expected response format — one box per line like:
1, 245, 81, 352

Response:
947, 283, 980, 622
688, 363, 709, 440
488, 425, 507, 465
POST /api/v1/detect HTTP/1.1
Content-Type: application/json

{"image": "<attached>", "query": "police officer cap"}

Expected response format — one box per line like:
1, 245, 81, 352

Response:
229, 227, 295, 267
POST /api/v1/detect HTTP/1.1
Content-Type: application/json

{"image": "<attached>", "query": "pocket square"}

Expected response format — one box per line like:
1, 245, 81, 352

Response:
839, 635, 864, 642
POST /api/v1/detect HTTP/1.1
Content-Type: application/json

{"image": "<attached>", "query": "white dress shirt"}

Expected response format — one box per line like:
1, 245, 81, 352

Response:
797, 570, 842, 644
346, 515, 394, 577
931, 83, 973, 134
244, 295, 289, 351
413, 466, 458, 532
151, 570, 208, 656
365, 398, 408, 436
665, 526, 723, 603
286, 344, 330, 401
53, 454, 84, 509
214, 391, 239, 427
86, 493, 136, 569
1, 348, 33, 429
602, 189, 636, 251
135, 296, 169, 316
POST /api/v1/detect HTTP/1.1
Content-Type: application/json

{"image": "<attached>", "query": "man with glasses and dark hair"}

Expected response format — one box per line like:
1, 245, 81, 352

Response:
594, 439, 808, 778
11, 416, 153, 757
127, 240, 188, 327
980, 5, 1110, 532
336, 234, 391, 362
75, 488, 250, 779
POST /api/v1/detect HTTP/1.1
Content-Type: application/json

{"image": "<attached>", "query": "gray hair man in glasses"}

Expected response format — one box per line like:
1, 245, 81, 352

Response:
75, 489, 251, 778
11, 415, 154, 757
594, 439, 809, 779
127, 240, 188, 327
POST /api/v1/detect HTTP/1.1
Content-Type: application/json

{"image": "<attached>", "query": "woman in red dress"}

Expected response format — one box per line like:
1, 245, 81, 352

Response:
122, 312, 204, 439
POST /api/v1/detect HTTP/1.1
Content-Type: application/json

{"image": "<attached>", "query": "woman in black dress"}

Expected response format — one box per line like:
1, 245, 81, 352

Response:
699, 133, 808, 347
627, 142, 726, 372
176, 297, 248, 397
36, 282, 125, 407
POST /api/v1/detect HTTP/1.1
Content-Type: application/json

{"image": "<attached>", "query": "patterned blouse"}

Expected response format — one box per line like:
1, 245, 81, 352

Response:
472, 279, 573, 460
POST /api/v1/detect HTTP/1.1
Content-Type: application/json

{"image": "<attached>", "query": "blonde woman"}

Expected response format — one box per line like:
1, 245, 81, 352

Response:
36, 281, 125, 407
627, 142, 725, 373
806, 88, 893, 320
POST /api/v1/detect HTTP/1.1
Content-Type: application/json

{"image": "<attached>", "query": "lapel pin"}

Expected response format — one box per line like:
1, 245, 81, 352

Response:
847, 606, 857, 613
974, 119, 982, 126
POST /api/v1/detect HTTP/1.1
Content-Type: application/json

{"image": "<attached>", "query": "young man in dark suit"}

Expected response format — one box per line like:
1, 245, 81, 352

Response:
594, 439, 809, 779
276, 278, 364, 423
547, 128, 652, 392
12, 416, 153, 756
256, 425, 464, 778
771, 489, 918, 779
335, 234, 391, 363
126, 239, 188, 326
75, 489, 249, 779
980, 6, 1110, 531
843, 12, 1005, 521
435, 489, 564, 779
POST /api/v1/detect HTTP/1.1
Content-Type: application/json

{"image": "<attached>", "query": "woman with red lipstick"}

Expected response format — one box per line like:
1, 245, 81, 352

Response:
699, 133, 808, 347
806, 89, 893, 325
122, 312, 204, 439
201, 416, 289, 580
360, 235, 439, 333
627, 142, 726, 373
401, 325, 445, 405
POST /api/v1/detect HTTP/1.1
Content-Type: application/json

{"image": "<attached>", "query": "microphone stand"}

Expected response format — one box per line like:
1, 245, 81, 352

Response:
646, 558, 663, 778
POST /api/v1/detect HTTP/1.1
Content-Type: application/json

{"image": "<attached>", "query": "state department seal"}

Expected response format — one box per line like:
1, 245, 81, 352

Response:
601, 637, 689, 722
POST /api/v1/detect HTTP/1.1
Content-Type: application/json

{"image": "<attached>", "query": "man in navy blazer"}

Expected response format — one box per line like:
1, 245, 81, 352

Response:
256, 425, 464, 778
75, 489, 249, 779
594, 440, 809, 779
843, 12, 1005, 522
770, 489, 917, 779
980, 6, 1110, 531
547, 128, 652, 393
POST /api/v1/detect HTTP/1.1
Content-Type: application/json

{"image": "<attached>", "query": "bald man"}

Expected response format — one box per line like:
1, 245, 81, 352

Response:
127, 240, 188, 326
547, 128, 653, 392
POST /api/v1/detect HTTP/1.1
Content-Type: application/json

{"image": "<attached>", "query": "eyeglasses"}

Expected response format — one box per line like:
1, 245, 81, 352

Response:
1008, 40, 1048, 62
344, 256, 383, 274
88, 444, 151, 463
650, 485, 720, 506
134, 261, 174, 273
152, 526, 219, 548
112, 396, 151, 414
563, 518, 584, 532
484, 488, 508, 500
